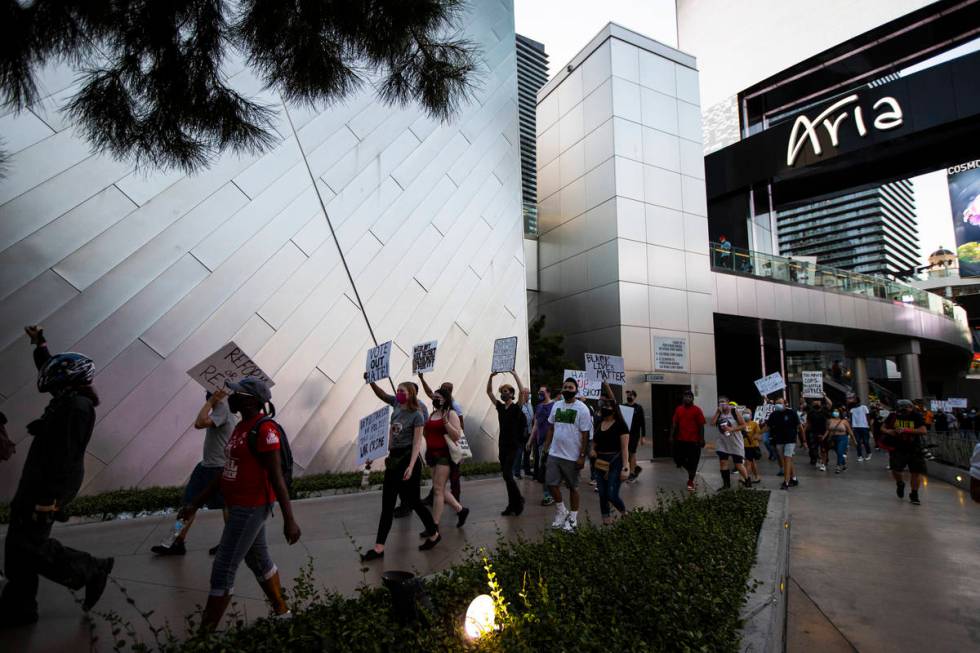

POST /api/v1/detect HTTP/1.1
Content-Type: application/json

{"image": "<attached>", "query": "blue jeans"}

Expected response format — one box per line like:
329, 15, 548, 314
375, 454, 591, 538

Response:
762, 432, 779, 460
210, 504, 275, 596
595, 453, 626, 518
832, 435, 848, 466
853, 428, 871, 458
512, 445, 525, 477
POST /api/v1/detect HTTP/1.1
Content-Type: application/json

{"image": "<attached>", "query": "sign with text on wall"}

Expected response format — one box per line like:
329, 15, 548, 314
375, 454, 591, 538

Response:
754, 372, 786, 397
357, 406, 391, 465
802, 371, 823, 398
412, 341, 437, 375
585, 353, 626, 386
654, 337, 688, 372
186, 342, 275, 394
563, 369, 600, 400
491, 336, 518, 373
364, 341, 392, 384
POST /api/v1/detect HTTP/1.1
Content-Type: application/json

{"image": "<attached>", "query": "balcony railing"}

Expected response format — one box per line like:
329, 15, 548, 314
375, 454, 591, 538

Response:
710, 243, 959, 320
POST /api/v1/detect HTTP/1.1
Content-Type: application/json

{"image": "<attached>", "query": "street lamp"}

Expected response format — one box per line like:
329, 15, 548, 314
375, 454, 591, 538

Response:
464, 594, 496, 639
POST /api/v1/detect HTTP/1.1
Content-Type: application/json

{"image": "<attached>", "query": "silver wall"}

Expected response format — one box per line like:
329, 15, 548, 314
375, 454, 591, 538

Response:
0, 0, 527, 500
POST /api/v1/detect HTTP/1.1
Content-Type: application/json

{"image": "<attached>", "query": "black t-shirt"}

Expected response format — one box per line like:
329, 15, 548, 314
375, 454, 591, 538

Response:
807, 409, 828, 435
594, 416, 629, 453
768, 409, 800, 444
884, 411, 925, 449
495, 401, 527, 450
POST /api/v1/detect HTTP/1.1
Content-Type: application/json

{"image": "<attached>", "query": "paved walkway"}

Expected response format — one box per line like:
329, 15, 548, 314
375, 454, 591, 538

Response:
2, 451, 978, 652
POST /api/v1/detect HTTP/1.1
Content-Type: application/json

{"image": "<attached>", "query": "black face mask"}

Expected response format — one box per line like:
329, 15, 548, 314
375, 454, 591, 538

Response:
538, 392, 546, 401
227, 394, 245, 414
562, 390, 576, 401
432, 398, 444, 409
500, 393, 513, 402
600, 406, 614, 417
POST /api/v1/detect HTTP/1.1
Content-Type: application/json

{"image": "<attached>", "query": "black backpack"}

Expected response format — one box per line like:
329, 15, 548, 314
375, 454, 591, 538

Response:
247, 414, 294, 491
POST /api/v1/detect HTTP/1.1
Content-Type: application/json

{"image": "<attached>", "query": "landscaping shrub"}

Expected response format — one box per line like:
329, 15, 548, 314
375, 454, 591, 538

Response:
101, 490, 770, 652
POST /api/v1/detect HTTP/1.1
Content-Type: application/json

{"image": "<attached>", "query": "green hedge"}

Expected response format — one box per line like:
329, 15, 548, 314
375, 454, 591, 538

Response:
107, 490, 770, 652
0, 461, 502, 524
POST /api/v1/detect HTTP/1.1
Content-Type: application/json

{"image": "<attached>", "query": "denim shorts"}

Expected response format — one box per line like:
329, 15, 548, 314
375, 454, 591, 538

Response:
209, 504, 276, 596
183, 463, 224, 510
777, 443, 796, 457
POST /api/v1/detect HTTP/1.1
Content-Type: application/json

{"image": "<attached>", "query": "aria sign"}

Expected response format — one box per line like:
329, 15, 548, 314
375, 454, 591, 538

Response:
786, 94, 903, 167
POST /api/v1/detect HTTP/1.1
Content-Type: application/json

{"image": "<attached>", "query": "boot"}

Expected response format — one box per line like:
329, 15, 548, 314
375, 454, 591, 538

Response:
258, 571, 289, 616
201, 594, 233, 631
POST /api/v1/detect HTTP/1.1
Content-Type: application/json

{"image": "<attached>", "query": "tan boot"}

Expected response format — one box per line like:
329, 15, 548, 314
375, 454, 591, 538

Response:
258, 571, 289, 616
201, 594, 233, 631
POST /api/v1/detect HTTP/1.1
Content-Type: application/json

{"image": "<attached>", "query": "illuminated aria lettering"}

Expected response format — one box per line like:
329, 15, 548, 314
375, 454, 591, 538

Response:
786, 94, 903, 166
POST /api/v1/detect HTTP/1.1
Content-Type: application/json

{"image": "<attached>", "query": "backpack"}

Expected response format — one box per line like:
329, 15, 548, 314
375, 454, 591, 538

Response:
247, 415, 294, 491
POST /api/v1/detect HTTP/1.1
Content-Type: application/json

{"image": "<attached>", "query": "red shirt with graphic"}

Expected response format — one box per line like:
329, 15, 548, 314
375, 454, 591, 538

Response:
673, 404, 706, 443
220, 413, 281, 507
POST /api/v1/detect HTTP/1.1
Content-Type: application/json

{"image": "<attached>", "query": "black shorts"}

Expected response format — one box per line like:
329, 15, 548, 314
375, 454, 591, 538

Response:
628, 432, 640, 454
716, 451, 744, 464
673, 440, 701, 471
744, 446, 762, 461
889, 448, 927, 474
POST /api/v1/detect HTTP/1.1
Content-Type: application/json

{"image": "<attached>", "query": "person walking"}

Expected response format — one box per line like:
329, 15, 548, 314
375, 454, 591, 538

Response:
624, 389, 646, 482
767, 397, 801, 490
529, 385, 555, 505
742, 408, 763, 483
179, 377, 300, 629
512, 387, 533, 480
671, 389, 706, 491
423, 387, 469, 534
849, 396, 872, 462
805, 398, 830, 470
710, 398, 750, 490
827, 407, 856, 473
362, 378, 439, 561
591, 383, 630, 525
152, 390, 235, 556
487, 371, 527, 516
543, 377, 592, 531
0, 326, 114, 629
881, 399, 928, 505
418, 374, 464, 507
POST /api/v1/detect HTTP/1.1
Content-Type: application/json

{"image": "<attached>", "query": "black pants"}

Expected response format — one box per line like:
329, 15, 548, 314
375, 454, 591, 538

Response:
498, 444, 524, 510
672, 441, 702, 479
0, 505, 102, 618
376, 452, 436, 544
807, 432, 824, 463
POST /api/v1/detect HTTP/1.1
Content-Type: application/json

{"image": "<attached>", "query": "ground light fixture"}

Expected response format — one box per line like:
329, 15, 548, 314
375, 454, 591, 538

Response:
464, 594, 496, 639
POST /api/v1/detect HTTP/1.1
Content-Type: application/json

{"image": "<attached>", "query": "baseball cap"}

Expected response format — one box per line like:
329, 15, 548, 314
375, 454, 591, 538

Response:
225, 377, 272, 402
896, 399, 913, 408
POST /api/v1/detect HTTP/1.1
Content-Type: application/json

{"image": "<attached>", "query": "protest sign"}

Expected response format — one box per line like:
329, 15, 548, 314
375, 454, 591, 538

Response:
412, 341, 438, 375
491, 336, 518, 373
930, 399, 947, 412
754, 372, 786, 397
187, 342, 275, 394
357, 406, 391, 465
754, 403, 775, 423
653, 337, 688, 372
947, 397, 968, 409
584, 352, 627, 385
619, 405, 635, 431
802, 371, 823, 398
563, 369, 600, 399
365, 341, 392, 384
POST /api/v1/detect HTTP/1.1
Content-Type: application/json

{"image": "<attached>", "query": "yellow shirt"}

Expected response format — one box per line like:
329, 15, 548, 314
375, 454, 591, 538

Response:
744, 421, 762, 448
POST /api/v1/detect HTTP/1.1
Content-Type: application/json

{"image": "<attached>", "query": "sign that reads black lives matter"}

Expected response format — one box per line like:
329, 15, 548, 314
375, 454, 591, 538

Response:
585, 353, 626, 386
948, 159, 980, 278
412, 341, 437, 375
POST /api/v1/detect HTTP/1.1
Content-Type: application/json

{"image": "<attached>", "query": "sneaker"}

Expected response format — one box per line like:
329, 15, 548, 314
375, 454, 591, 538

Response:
789, 478, 799, 487
151, 540, 186, 556
83, 558, 114, 611
551, 510, 568, 529
865, 454, 872, 462
780, 482, 789, 490
841, 464, 847, 472
540, 496, 555, 506
896, 480, 906, 499
418, 533, 442, 551
818, 463, 827, 472
456, 507, 470, 528
561, 518, 577, 532
909, 491, 920, 505
360, 549, 383, 562
857, 456, 865, 462
626, 474, 637, 483
835, 466, 841, 474
513, 499, 525, 516
686, 479, 695, 492
633, 466, 642, 478
272, 610, 293, 621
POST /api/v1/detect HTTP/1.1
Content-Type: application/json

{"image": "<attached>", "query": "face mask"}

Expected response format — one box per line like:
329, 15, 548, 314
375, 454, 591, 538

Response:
227, 394, 245, 414
832, 411, 840, 418
500, 392, 513, 402
432, 397, 444, 409
538, 392, 546, 401
743, 413, 751, 420
626, 396, 634, 404
773, 404, 784, 411
562, 390, 576, 401
395, 391, 408, 404
600, 405, 614, 416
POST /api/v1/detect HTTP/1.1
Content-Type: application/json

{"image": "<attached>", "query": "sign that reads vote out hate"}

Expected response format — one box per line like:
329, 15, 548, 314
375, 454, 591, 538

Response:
412, 341, 437, 375
187, 342, 275, 394
491, 337, 518, 373
365, 341, 392, 384
357, 406, 391, 465
585, 352, 626, 386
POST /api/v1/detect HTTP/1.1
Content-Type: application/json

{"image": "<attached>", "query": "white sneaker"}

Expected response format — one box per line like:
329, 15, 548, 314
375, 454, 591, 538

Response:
561, 517, 577, 532
818, 463, 827, 472
551, 508, 568, 529
857, 456, 864, 462
865, 454, 871, 462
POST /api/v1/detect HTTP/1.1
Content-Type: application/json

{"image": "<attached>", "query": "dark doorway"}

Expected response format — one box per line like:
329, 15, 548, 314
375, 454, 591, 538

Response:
649, 384, 689, 458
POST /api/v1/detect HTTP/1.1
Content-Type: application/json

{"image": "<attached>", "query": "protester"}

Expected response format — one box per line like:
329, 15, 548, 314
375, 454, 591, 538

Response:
742, 409, 763, 484
0, 326, 114, 628
880, 399, 927, 505
591, 384, 630, 525
671, 389, 706, 491
710, 398, 751, 490
179, 377, 300, 629
487, 371, 527, 516
418, 374, 464, 507
514, 387, 534, 480
767, 397, 801, 490
805, 397, 830, 470
849, 396, 872, 462
153, 390, 235, 557
827, 407, 856, 473
362, 377, 438, 560
393, 382, 430, 518
529, 385, 555, 506
423, 387, 469, 533
544, 377, 592, 531
622, 389, 646, 482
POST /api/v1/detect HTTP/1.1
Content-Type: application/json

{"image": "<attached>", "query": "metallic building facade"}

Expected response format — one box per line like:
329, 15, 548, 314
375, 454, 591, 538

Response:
516, 34, 549, 235
0, 0, 527, 500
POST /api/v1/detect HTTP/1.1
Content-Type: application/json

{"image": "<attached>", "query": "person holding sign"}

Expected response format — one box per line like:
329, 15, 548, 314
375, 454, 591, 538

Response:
362, 377, 439, 561
710, 398, 751, 490
422, 387, 470, 538
590, 382, 631, 525
487, 371, 527, 516
418, 374, 465, 506
544, 377, 593, 532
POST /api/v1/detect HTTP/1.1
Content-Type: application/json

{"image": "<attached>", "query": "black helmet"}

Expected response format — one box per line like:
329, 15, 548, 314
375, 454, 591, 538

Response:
37, 352, 95, 393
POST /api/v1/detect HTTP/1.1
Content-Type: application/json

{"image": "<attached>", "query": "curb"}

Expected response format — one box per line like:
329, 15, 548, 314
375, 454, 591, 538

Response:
740, 490, 790, 653
924, 459, 972, 492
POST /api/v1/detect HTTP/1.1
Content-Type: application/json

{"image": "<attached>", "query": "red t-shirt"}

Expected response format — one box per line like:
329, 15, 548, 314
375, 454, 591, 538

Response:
423, 416, 449, 455
220, 414, 281, 507
673, 404, 706, 443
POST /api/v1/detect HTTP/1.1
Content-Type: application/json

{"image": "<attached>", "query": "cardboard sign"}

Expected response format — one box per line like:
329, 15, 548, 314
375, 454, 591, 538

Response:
365, 341, 392, 384
754, 403, 775, 423
620, 405, 635, 431
357, 406, 391, 465
563, 369, 600, 399
585, 352, 626, 386
654, 337, 688, 372
754, 372, 786, 397
186, 342, 275, 394
412, 340, 438, 375
802, 371, 823, 398
491, 336, 518, 373
947, 397, 968, 409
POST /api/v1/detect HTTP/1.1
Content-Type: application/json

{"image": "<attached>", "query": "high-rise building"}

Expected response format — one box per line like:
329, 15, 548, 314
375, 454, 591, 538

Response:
776, 180, 920, 277
516, 34, 549, 235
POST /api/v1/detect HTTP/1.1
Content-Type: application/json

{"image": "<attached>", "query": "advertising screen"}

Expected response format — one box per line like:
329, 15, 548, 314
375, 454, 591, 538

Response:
948, 159, 980, 277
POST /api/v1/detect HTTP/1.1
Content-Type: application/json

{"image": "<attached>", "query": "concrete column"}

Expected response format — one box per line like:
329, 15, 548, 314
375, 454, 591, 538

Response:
898, 352, 923, 400
852, 356, 869, 405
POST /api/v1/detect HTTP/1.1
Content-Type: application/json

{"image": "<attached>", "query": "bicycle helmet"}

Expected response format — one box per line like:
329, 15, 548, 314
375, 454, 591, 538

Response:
37, 352, 95, 393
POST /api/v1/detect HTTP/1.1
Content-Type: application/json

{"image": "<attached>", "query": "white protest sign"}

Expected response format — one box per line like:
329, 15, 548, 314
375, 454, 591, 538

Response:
563, 369, 600, 399
802, 371, 823, 398
186, 342, 275, 394
754, 403, 775, 423
620, 405, 635, 431
584, 352, 627, 386
930, 400, 947, 412
754, 371, 786, 397
412, 340, 438, 375
365, 341, 392, 384
947, 397, 968, 409
654, 337, 688, 372
357, 406, 391, 465
491, 336, 518, 373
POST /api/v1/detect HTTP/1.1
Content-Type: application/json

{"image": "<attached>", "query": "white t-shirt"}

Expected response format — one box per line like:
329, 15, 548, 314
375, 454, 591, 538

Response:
849, 405, 869, 429
547, 400, 592, 461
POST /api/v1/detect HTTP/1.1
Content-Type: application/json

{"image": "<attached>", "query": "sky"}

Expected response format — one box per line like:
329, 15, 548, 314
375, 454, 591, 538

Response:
514, 0, 962, 268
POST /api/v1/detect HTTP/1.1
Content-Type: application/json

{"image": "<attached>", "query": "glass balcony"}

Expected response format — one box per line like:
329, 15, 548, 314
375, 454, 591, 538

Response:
710, 242, 960, 320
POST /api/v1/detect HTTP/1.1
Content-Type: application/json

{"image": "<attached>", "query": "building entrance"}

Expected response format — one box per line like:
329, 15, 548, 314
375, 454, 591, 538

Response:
649, 384, 689, 458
